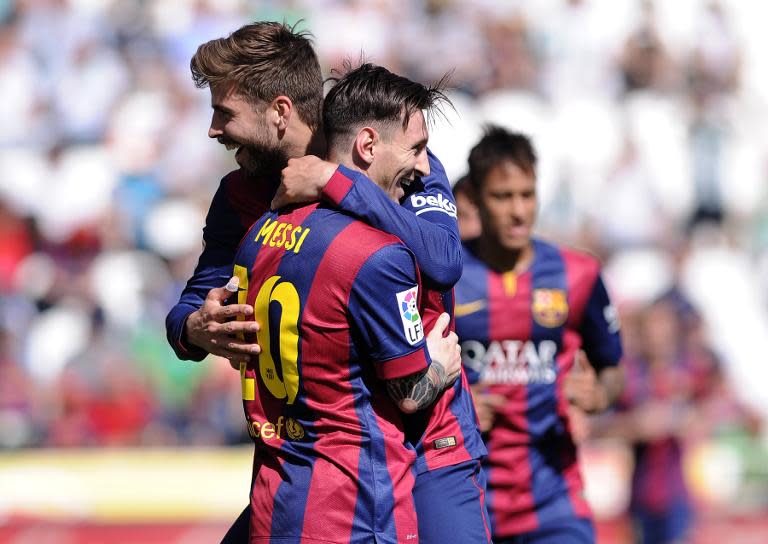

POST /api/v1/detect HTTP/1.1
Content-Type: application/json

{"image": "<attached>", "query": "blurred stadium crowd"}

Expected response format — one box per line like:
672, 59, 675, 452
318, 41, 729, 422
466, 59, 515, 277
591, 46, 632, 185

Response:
1, 0, 768, 534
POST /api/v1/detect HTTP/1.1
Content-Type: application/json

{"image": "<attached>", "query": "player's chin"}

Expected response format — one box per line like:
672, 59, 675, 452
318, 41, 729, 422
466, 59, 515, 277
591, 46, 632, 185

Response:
389, 182, 406, 202
235, 145, 247, 166
500, 235, 530, 251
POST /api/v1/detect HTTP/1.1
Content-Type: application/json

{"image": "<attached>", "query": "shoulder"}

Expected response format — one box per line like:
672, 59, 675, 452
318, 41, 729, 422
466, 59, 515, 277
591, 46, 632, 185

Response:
300, 209, 408, 264
218, 167, 249, 196
219, 168, 274, 227
538, 238, 601, 276
561, 247, 601, 275
459, 240, 486, 269
221, 167, 244, 184
351, 240, 418, 298
345, 220, 411, 269
324, 218, 415, 277
322, 210, 403, 248
360, 237, 414, 268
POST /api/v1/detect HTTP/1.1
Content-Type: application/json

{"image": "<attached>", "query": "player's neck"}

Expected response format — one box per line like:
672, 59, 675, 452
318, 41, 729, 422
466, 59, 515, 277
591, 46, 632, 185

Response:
285, 120, 325, 159
326, 149, 368, 177
477, 237, 534, 275
306, 127, 326, 157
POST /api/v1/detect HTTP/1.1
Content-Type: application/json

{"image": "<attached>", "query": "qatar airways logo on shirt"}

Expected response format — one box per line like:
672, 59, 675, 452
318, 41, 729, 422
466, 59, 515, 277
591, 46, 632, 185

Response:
409, 193, 458, 218
461, 339, 557, 384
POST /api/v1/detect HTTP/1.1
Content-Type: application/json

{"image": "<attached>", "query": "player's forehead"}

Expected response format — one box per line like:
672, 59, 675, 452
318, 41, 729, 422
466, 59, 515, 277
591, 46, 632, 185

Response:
484, 160, 535, 189
395, 109, 429, 146
406, 109, 428, 137
210, 82, 255, 111
210, 82, 235, 103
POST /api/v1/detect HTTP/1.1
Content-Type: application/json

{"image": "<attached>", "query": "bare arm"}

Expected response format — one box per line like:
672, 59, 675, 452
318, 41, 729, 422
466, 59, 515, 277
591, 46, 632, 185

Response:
386, 313, 461, 413
598, 365, 625, 409
387, 363, 449, 414
564, 351, 624, 414
469, 384, 506, 432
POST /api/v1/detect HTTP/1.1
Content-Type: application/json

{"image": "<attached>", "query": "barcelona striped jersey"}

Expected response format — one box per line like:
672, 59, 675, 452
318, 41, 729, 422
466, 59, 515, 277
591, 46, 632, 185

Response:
232, 201, 433, 543
331, 159, 486, 473
166, 151, 485, 473
454, 238, 622, 537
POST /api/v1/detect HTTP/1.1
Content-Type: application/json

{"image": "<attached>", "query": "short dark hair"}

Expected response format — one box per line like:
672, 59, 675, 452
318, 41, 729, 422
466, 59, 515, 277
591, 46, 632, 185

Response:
323, 62, 450, 149
468, 125, 537, 191
452, 174, 471, 198
190, 21, 323, 130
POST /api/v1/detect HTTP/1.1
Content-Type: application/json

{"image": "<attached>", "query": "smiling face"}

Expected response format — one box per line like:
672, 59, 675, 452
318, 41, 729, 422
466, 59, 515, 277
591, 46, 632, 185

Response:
368, 110, 431, 202
206, 83, 288, 176
476, 159, 537, 251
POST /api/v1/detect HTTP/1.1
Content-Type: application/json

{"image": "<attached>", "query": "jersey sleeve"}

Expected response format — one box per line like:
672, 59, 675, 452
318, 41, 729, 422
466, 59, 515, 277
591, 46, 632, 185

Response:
579, 273, 623, 371
321, 149, 462, 289
165, 179, 250, 361
348, 243, 432, 380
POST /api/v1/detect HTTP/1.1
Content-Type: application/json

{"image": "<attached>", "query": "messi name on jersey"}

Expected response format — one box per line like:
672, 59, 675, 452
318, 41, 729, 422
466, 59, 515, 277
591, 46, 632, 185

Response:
252, 217, 311, 253
461, 339, 557, 385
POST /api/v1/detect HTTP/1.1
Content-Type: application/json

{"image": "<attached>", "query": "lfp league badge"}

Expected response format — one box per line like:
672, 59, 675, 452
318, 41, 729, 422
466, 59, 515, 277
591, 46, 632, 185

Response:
396, 287, 424, 345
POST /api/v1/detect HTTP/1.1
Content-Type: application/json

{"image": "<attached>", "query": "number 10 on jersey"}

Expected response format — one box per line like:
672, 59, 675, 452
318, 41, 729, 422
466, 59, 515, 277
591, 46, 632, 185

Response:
233, 265, 301, 405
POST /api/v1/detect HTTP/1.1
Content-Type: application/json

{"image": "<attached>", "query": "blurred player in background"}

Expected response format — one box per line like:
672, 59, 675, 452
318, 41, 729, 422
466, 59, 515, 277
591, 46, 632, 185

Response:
607, 299, 695, 544
594, 295, 757, 544
452, 175, 482, 241
454, 125, 624, 543
165, 21, 487, 543
229, 62, 462, 543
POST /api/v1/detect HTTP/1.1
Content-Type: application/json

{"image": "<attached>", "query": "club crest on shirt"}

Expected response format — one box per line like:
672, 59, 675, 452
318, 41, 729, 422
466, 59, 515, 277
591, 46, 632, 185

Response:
532, 289, 569, 328
284, 417, 305, 441
396, 286, 424, 345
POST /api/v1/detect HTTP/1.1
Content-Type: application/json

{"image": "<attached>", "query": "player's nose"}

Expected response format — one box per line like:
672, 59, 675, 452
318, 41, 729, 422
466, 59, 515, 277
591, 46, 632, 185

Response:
510, 196, 528, 218
208, 112, 224, 139
415, 149, 430, 178
208, 124, 223, 139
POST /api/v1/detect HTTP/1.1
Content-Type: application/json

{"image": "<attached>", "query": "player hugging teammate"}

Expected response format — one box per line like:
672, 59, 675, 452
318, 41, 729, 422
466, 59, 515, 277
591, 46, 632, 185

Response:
167, 20, 623, 544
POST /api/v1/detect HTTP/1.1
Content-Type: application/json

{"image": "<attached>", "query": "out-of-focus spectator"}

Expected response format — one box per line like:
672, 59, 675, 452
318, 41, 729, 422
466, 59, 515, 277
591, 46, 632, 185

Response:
590, 135, 667, 250
618, 0, 678, 94
394, 0, 487, 93
0, 200, 33, 293
481, 11, 540, 93
595, 294, 754, 544
688, 0, 742, 102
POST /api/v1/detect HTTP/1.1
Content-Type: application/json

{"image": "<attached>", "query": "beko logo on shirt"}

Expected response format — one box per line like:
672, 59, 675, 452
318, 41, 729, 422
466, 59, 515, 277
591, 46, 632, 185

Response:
409, 193, 458, 218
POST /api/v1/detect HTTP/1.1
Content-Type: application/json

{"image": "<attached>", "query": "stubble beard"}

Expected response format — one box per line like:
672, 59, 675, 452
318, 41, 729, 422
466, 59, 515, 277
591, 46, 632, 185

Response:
237, 142, 289, 182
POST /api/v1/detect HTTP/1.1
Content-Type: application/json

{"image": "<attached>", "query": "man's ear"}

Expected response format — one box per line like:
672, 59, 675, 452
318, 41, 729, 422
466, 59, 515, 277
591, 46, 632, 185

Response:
269, 95, 293, 131
352, 127, 377, 167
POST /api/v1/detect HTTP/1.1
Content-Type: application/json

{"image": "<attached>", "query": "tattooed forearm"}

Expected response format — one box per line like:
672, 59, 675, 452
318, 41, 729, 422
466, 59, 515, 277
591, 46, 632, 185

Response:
386, 361, 448, 413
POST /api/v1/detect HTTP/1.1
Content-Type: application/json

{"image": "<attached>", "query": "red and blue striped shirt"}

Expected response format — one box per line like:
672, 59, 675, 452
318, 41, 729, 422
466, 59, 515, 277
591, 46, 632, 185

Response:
455, 238, 622, 537
234, 202, 429, 543
165, 151, 486, 474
